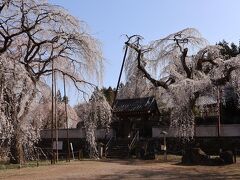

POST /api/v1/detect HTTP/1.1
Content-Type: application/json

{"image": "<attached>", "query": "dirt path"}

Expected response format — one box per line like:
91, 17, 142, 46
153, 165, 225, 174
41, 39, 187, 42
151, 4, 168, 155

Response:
0, 159, 240, 179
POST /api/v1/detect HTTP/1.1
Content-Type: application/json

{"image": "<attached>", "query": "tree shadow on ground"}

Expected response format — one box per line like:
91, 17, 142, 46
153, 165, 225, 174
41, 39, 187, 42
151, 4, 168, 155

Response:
97, 168, 240, 180
99, 158, 177, 166
97, 159, 240, 179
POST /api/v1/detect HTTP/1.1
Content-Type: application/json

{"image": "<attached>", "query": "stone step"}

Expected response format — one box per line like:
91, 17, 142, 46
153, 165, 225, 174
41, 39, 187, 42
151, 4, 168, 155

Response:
106, 139, 131, 158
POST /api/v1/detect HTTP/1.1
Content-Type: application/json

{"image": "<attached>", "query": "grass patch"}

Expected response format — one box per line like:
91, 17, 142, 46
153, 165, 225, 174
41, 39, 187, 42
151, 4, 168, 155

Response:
155, 154, 182, 162
0, 159, 85, 170
0, 160, 58, 170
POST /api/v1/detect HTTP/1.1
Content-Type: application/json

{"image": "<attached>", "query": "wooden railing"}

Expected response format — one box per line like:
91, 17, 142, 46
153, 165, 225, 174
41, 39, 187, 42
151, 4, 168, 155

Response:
128, 131, 139, 150
105, 136, 113, 156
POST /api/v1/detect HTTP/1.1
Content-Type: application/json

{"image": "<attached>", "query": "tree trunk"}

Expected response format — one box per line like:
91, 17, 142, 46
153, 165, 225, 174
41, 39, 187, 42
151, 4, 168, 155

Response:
9, 88, 37, 164
9, 134, 24, 164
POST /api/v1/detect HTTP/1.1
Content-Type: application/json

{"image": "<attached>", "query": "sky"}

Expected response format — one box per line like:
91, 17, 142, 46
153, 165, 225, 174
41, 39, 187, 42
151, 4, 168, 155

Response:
48, 0, 240, 105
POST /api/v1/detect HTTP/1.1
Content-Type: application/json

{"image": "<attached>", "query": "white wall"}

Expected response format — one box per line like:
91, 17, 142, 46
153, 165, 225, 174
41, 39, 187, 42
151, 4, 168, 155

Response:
152, 124, 240, 138
41, 124, 240, 139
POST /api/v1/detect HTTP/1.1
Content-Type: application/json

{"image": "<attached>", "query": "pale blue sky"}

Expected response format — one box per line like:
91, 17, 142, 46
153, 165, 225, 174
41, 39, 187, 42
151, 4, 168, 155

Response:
48, 0, 240, 105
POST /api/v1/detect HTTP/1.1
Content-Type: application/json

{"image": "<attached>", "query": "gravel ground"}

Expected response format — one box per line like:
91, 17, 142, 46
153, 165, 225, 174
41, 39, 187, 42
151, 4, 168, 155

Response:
0, 159, 240, 180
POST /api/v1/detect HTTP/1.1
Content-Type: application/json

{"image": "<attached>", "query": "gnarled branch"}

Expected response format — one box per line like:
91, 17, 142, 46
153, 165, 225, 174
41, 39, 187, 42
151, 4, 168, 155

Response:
196, 49, 218, 71
125, 41, 174, 89
211, 66, 237, 86
180, 48, 191, 78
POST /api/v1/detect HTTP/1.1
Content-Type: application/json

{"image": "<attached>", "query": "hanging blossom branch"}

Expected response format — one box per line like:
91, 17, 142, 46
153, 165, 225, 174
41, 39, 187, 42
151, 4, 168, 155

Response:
173, 33, 192, 79
56, 69, 96, 97
125, 38, 175, 89
122, 28, 240, 139
0, 0, 104, 163
75, 88, 112, 159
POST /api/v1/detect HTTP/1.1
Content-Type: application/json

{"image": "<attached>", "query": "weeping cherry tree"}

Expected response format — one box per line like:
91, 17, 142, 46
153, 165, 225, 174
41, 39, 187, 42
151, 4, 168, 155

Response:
123, 28, 240, 139
0, 0, 103, 163
75, 88, 112, 159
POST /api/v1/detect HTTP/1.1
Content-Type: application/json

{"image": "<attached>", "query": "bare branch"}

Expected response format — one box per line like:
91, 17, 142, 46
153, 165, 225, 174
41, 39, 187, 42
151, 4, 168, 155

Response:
180, 48, 192, 78
174, 34, 192, 78
125, 41, 174, 89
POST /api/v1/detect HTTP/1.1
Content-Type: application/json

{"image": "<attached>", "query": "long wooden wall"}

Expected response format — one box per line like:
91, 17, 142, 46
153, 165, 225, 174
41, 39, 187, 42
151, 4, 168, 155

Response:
40, 124, 240, 140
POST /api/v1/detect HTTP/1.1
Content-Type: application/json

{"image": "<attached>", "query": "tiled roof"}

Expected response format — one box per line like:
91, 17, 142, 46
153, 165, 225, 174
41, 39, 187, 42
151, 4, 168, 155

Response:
113, 96, 159, 116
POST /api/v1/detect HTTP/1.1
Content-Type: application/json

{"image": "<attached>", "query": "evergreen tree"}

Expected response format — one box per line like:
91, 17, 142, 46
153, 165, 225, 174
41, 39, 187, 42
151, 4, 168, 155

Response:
217, 40, 240, 124
56, 90, 62, 102
62, 95, 69, 104
217, 40, 240, 59
101, 86, 116, 106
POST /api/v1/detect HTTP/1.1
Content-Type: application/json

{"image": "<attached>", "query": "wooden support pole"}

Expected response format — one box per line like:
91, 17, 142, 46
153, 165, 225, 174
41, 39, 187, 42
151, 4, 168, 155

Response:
112, 45, 129, 108
51, 60, 55, 164
54, 69, 58, 162
217, 87, 221, 137
63, 74, 70, 162
217, 86, 222, 152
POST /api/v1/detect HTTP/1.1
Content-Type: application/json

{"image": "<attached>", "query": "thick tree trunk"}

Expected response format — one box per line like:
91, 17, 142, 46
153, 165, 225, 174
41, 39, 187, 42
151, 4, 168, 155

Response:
9, 88, 37, 164
9, 134, 24, 164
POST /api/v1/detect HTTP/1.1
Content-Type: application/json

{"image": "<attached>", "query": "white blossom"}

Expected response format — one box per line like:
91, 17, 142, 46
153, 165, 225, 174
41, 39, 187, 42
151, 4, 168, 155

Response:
122, 28, 240, 140
75, 89, 112, 158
